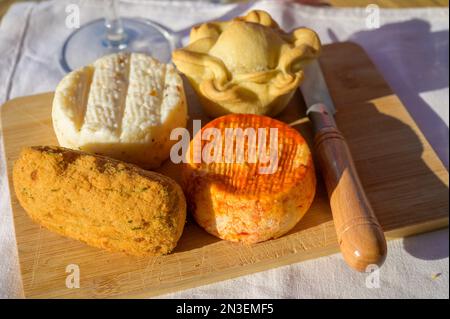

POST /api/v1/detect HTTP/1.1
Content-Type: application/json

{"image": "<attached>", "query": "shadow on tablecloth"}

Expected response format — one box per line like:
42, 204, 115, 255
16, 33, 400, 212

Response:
403, 228, 449, 260
330, 19, 449, 169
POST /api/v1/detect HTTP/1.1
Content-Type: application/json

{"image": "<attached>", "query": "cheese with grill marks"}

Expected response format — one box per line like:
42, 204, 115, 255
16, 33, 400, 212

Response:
52, 53, 187, 169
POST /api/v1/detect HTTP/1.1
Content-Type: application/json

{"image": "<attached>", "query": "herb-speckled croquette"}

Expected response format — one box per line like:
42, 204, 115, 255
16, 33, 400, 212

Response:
13, 146, 186, 256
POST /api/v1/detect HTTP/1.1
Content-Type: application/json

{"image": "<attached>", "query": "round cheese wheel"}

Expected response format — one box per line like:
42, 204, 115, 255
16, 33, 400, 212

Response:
182, 114, 316, 244
52, 53, 187, 169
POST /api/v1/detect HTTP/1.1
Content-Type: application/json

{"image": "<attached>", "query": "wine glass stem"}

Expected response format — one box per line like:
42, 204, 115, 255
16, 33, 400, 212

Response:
104, 0, 127, 47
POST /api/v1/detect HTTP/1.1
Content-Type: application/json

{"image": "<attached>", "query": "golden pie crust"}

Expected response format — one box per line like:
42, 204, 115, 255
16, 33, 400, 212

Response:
172, 10, 321, 117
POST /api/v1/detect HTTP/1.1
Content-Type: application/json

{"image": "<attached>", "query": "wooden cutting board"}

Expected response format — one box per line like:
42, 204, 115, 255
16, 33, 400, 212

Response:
1, 42, 448, 298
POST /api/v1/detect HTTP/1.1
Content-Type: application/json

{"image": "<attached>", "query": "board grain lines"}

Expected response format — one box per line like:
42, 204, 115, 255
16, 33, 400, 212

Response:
1, 42, 448, 298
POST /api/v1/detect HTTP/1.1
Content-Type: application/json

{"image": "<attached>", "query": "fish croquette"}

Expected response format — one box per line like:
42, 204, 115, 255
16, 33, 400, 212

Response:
13, 146, 186, 256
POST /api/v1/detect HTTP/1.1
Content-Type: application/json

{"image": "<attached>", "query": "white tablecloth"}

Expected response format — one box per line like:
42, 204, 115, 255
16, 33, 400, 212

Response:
0, 0, 448, 299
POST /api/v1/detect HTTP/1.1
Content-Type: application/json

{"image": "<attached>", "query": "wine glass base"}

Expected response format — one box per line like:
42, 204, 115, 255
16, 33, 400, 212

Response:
60, 18, 175, 72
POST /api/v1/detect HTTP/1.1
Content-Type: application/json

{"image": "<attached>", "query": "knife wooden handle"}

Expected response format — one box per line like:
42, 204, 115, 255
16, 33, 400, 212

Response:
309, 109, 387, 272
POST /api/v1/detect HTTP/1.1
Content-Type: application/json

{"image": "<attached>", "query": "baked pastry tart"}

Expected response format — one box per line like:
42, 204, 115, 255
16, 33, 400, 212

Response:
172, 10, 321, 117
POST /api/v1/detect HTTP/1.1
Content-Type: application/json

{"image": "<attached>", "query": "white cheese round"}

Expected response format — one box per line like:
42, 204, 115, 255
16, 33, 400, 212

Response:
52, 53, 188, 169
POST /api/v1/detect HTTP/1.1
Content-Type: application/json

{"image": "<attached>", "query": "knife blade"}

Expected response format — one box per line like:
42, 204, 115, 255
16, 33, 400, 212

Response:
300, 60, 387, 272
301, 60, 336, 114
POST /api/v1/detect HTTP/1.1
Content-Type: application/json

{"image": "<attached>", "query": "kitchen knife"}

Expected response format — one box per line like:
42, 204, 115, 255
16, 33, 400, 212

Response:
300, 60, 387, 272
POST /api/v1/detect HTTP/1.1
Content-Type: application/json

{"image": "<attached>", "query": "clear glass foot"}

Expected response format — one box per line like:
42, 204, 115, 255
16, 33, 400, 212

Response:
60, 18, 175, 72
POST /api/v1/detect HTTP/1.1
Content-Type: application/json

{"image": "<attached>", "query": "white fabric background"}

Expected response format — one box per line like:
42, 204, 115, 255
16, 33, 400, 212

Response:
0, 0, 448, 298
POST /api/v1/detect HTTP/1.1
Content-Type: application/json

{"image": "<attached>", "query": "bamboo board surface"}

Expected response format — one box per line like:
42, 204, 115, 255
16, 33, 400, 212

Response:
1, 42, 448, 298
